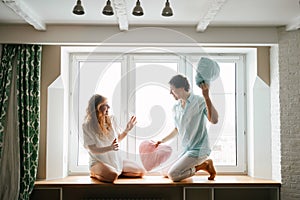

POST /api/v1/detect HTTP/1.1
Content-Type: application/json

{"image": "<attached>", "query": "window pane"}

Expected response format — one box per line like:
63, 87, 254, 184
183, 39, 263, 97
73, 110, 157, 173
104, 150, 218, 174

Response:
133, 63, 178, 169
77, 61, 121, 166
193, 62, 236, 166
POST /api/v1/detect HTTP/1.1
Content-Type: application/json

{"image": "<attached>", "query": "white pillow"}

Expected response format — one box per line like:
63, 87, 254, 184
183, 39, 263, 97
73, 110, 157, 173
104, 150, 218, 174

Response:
195, 57, 220, 85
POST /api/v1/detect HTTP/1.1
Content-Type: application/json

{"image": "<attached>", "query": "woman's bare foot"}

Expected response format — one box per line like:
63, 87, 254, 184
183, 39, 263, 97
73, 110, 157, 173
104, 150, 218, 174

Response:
195, 159, 216, 180
90, 172, 118, 183
120, 171, 144, 178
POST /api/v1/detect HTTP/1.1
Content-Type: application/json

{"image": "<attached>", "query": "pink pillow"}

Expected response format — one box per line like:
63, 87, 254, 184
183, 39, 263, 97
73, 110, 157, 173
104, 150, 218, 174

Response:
139, 140, 172, 171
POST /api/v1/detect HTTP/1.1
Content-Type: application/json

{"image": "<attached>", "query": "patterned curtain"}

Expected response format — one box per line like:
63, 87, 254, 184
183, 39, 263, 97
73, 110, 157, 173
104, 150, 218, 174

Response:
0, 44, 42, 200
0, 44, 19, 200
0, 45, 15, 158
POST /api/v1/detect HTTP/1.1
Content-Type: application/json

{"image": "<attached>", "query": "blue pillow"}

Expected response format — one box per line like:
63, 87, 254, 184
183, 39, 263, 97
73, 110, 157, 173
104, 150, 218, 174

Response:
195, 57, 220, 85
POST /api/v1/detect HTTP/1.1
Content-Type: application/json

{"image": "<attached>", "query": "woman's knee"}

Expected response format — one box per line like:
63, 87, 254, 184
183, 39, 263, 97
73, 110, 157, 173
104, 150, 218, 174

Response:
105, 170, 119, 182
91, 169, 118, 182
123, 159, 146, 175
90, 162, 119, 182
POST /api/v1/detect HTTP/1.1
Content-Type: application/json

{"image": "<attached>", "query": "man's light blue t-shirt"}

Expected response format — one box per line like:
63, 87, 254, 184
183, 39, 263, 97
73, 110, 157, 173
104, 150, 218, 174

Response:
173, 92, 211, 158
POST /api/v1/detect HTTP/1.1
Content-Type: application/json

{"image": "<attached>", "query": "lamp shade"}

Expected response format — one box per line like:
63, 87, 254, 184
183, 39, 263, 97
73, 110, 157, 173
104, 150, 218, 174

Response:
102, 0, 114, 15
132, 0, 144, 16
162, 0, 173, 17
72, 0, 85, 15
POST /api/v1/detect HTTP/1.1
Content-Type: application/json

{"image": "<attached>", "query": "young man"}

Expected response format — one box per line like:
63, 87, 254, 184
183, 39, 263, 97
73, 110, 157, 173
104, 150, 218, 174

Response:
156, 74, 217, 181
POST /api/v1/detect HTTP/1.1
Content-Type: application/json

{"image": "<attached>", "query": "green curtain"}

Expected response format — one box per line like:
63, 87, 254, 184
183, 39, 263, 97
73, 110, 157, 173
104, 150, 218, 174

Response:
0, 44, 42, 200
0, 45, 16, 159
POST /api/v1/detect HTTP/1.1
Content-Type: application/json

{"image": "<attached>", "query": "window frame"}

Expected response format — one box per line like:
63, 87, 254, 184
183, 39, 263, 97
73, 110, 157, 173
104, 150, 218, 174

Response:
67, 46, 246, 175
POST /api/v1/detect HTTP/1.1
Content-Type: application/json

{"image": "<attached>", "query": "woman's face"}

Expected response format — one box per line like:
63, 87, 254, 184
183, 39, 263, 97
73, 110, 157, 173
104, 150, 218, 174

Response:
97, 100, 110, 116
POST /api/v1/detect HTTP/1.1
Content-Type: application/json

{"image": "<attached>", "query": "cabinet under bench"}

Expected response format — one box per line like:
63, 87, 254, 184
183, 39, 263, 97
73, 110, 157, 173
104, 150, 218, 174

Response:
31, 175, 281, 200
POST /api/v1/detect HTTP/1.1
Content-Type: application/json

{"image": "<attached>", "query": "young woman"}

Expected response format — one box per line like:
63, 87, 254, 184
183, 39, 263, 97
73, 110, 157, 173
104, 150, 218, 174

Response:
156, 74, 217, 181
82, 94, 145, 183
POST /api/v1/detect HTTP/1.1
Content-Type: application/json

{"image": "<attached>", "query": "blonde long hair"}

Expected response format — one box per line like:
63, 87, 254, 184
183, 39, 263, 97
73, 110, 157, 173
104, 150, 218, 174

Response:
84, 94, 112, 137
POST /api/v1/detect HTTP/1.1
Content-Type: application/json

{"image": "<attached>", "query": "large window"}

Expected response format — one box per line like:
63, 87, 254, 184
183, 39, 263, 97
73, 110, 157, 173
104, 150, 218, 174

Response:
68, 50, 246, 174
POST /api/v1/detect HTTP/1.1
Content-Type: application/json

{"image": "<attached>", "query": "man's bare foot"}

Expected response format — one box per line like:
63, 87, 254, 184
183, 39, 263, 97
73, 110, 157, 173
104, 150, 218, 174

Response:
206, 159, 216, 180
195, 159, 216, 180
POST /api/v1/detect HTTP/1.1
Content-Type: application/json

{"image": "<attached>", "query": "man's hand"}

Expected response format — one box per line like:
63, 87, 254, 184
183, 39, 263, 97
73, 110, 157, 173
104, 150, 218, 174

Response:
199, 81, 218, 124
154, 141, 162, 148
199, 81, 210, 98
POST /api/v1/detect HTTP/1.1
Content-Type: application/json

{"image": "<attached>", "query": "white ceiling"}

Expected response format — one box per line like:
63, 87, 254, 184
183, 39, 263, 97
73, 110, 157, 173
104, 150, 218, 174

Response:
0, 0, 299, 32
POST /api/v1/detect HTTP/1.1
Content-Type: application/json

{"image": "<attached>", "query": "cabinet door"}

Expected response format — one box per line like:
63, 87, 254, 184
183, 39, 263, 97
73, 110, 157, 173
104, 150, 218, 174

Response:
63, 186, 182, 200
184, 187, 212, 200
214, 188, 279, 200
30, 188, 61, 200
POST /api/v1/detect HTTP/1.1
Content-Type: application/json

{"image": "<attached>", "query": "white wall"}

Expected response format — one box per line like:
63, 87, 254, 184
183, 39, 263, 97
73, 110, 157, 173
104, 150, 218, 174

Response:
270, 45, 281, 182
46, 77, 67, 179
253, 77, 272, 179
278, 28, 300, 200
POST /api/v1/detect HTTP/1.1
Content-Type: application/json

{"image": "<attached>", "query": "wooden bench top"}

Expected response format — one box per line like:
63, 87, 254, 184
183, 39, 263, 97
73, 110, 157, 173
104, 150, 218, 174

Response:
34, 175, 281, 187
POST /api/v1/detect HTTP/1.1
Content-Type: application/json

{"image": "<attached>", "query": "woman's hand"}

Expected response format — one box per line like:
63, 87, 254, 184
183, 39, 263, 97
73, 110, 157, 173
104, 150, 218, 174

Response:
118, 116, 137, 142
110, 138, 119, 151
125, 116, 137, 133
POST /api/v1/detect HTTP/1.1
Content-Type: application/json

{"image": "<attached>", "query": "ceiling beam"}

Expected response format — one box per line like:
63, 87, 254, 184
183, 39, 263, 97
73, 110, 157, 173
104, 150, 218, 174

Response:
286, 16, 300, 31
112, 0, 129, 31
196, 0, 227, 32
2, 0, 46, 31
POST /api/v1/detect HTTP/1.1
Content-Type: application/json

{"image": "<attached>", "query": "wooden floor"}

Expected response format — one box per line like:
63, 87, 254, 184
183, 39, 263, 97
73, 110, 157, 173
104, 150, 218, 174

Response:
34, 175, 280, 187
